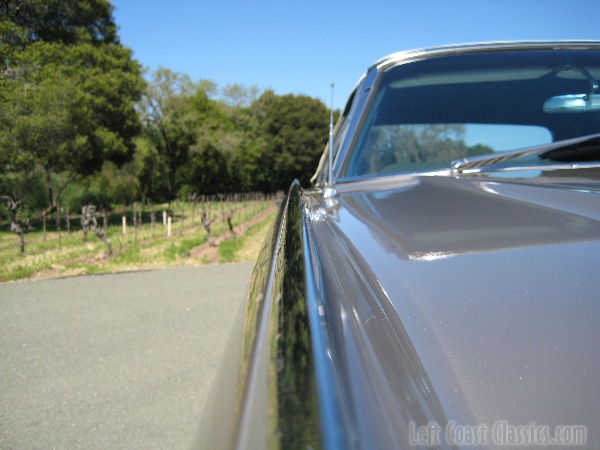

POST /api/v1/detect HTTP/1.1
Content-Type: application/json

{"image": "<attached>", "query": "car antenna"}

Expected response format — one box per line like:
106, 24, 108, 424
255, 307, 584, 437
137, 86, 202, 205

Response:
323, 82, 338, 199
328, 82, 334, 186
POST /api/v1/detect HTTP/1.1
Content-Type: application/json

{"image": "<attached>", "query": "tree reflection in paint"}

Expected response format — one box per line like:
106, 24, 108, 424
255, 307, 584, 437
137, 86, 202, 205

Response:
276, 184, 322, 449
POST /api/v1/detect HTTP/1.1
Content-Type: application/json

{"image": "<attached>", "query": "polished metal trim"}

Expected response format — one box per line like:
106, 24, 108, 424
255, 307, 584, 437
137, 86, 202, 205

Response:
373, 40, 600, 72
328, 83, 335, 187
301, 198, 345, 450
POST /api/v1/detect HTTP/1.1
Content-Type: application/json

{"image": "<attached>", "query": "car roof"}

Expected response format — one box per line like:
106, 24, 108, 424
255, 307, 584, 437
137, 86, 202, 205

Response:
370, 40, 600, 71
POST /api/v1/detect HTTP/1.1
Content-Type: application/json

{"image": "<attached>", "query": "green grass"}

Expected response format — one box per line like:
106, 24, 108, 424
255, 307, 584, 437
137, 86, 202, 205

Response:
219, 237, 244, 263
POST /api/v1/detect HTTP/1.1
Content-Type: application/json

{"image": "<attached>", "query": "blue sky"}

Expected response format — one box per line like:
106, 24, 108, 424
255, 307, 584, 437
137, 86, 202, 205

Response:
111, 0, 599, 109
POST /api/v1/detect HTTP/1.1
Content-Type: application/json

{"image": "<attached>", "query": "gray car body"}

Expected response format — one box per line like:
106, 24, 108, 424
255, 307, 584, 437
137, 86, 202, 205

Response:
196, 42, 600, 449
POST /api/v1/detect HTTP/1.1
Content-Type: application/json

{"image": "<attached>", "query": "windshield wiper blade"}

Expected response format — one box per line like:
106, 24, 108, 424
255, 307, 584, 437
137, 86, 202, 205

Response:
451, 133, 600, 173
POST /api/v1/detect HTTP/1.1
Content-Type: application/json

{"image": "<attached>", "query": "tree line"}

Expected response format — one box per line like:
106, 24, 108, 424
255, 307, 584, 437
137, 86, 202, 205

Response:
0, 0, 334, 223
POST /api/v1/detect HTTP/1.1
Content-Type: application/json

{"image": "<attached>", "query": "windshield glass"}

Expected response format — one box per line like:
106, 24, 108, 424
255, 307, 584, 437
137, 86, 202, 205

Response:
344, 49, 600, 177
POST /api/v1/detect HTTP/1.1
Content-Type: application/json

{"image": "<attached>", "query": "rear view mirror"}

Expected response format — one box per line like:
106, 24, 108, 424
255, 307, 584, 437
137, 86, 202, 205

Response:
544, 94, 600, 113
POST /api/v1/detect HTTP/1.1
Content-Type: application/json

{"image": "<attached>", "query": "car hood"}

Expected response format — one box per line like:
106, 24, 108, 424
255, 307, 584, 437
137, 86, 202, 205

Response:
303, 171, 600, 447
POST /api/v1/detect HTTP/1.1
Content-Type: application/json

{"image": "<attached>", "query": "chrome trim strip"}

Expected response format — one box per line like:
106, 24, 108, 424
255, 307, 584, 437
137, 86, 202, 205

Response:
458, 162, 600, 174
301, 197, 345, 450
374, 40, 600, 71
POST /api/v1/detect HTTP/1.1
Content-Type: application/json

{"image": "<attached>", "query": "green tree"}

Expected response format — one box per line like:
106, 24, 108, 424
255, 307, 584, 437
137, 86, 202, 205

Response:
140, 69, 256, 198
0, 0, 144, 214
1, 0, 118, 46
87, 160, 140, 206
180, 85, 243, 194
251, 91, 331, 191
132, 136, 169, 202
1, 42, 144, 213
220, 83, 260, 108
178, 144, 230, 196
139, 68, 199, 198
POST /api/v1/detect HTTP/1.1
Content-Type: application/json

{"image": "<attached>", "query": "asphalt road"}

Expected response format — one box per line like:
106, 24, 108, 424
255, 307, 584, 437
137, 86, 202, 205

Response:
0, 263, 254, 450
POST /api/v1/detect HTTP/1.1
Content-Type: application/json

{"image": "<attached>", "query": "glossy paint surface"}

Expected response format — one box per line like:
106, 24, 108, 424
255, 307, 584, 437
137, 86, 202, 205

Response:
302, 169, 600, 448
